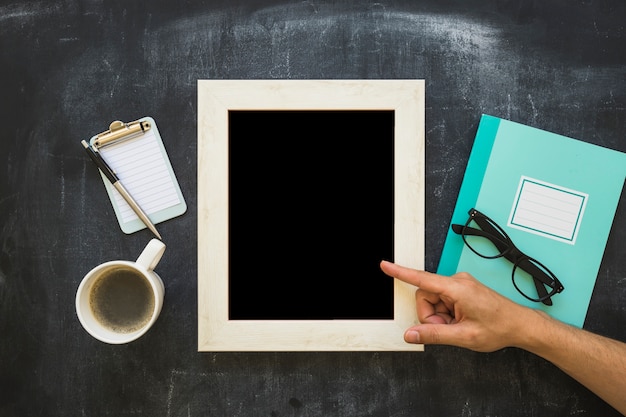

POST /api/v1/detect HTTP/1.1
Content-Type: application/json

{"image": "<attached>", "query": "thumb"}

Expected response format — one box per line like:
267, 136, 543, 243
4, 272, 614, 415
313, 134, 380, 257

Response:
404, 323, 464, 346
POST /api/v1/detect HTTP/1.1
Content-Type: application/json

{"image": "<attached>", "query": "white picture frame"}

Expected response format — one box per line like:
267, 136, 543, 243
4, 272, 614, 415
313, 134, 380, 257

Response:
198, 79, 425, 351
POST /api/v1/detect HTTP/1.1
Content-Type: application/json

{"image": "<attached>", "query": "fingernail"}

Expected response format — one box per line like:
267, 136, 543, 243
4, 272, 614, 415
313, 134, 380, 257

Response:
405, 330, 420, 343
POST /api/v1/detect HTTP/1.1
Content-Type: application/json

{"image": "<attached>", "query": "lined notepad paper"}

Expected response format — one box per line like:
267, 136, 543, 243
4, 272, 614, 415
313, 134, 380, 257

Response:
90, 117, 187, 234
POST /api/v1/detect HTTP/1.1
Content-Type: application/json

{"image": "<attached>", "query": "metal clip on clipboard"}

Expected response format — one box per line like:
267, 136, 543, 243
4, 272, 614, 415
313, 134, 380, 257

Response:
93, 119, 152, 149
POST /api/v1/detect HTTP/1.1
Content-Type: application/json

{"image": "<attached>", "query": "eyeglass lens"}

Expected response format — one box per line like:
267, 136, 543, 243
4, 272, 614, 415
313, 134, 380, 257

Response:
462, 216, 508, 259
513, 258, 559, 302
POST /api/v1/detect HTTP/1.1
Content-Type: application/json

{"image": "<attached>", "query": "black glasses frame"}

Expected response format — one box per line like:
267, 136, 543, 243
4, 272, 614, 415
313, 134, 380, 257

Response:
451, 208, 564, 306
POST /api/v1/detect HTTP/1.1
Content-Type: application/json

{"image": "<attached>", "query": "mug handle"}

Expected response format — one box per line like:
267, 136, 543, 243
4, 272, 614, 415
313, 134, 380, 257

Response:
136, 239, 166, 271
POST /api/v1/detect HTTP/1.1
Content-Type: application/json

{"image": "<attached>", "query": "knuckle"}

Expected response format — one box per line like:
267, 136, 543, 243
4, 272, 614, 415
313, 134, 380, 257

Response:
429, 327, 442, 344
454, 271, 475, 282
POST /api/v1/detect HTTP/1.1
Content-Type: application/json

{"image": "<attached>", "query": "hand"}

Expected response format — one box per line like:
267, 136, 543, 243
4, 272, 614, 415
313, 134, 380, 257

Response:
380, 261, 535, 352
380, 261, 626, 413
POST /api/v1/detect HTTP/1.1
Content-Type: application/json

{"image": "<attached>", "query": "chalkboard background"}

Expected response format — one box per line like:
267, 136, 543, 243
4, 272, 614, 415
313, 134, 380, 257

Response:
1, 0, 625, 415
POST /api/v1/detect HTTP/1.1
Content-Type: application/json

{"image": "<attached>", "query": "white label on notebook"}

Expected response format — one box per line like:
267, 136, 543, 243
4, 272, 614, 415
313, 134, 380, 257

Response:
508, 176, 587, 244
100, 129, 181, 223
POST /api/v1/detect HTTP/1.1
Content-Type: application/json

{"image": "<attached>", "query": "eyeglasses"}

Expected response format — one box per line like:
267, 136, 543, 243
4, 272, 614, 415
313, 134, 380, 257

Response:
452, 208, 564, 306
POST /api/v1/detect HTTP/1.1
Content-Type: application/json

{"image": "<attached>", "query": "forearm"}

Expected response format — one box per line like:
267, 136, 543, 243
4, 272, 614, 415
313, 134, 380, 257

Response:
516, 310, 626, 415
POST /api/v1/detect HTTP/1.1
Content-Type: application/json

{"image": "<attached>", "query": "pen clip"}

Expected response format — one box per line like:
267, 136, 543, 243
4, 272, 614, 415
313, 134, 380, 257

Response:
93, 119, 151, 149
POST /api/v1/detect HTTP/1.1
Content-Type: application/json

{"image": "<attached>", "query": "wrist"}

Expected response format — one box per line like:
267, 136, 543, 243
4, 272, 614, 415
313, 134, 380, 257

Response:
507, 306, 549, 350
511, 308, 561, 355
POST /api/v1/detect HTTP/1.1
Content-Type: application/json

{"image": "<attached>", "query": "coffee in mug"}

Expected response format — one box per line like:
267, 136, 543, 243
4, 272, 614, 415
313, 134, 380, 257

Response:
76, 239, 166, 344
88, 265, 156, 333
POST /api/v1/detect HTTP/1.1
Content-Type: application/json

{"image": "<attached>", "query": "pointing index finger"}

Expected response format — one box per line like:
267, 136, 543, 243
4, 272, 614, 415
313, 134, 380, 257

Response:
379, 260, 449, 294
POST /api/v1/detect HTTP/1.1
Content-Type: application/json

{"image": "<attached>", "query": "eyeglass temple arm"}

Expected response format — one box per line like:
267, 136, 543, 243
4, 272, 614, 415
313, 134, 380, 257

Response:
515, 258, 555, 306
451, 224, 510, 251
452, 223, 491, 237
534, 278, 552, 306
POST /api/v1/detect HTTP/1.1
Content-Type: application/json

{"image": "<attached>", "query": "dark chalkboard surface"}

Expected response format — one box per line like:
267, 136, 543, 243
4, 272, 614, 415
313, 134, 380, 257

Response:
1, 0, 625, 415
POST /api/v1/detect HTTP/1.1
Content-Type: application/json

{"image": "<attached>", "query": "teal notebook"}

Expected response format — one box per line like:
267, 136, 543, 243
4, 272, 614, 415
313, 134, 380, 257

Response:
437, 114, 626, 327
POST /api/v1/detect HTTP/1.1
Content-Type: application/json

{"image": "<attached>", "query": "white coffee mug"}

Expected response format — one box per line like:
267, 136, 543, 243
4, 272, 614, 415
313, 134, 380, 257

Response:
76, 239, 166, 344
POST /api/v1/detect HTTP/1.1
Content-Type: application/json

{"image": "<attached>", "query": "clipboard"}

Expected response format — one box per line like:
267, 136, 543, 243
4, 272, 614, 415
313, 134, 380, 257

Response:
89, 117, 187, 234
